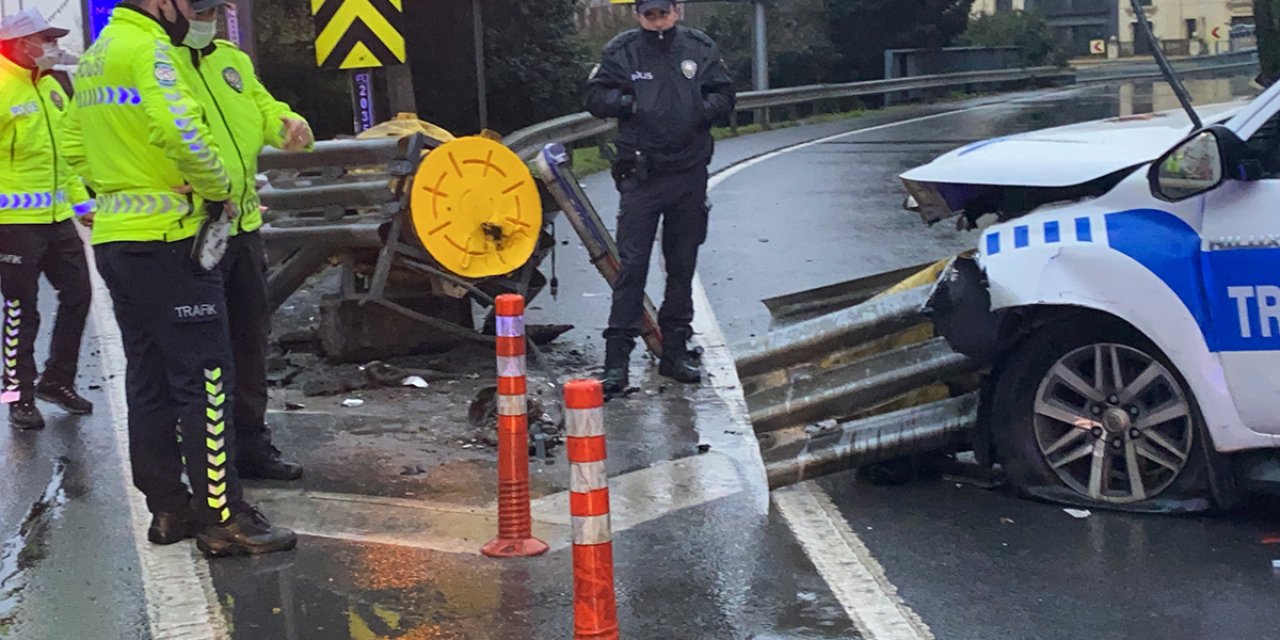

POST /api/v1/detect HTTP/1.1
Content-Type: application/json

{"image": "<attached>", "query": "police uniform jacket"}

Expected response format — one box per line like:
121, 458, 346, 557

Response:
586, 25, 735, 175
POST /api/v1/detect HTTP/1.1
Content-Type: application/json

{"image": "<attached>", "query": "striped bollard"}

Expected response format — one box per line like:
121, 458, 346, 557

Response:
481, 294, 549, 558
565, 379, 619, 640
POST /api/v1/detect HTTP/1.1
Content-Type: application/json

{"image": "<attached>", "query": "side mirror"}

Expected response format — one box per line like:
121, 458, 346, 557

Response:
1150, 125, 1255, 202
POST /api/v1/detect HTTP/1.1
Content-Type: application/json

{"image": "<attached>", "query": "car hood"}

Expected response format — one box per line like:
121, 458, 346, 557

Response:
901, 102, 1246, 188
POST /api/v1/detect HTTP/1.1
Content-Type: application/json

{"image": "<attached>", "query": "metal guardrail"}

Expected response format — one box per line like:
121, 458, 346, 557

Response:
737, 273, 984, 489
253, 66, 1073, 312
502, 66, 1073, 160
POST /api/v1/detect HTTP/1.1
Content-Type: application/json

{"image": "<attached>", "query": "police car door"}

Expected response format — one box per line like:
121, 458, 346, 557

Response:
1198, 95, 1280, 434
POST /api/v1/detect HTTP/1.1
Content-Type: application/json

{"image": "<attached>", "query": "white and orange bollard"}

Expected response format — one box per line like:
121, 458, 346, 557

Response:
481, 294, 549, 558
565, 379, 619, 640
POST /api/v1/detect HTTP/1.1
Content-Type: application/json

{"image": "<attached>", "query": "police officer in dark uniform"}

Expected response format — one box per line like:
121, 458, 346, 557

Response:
586, 0, 735, 394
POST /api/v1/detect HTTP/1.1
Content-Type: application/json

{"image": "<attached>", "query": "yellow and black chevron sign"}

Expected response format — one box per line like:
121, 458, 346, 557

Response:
311, 0, 406, 70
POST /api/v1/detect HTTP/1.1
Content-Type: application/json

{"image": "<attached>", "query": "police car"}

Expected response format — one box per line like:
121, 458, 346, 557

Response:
899, 82, 1280, 512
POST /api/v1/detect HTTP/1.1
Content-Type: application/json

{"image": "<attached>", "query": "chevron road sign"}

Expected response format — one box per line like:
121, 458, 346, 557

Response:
311, 0, 406, 70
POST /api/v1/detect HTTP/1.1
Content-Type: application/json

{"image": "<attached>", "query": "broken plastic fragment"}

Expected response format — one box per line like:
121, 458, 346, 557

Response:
341, 398, 365, 407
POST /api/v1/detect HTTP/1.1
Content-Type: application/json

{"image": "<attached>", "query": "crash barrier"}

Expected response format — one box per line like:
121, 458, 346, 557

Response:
735, 258, 983, 489
564, 379, 619, 640
252, 65, 1074, 320
503, 66, 1074, 160
1075, 48, 1258, 83
482, 294, 549, 558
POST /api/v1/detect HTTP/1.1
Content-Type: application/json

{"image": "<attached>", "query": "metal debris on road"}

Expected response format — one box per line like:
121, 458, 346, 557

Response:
341, 398, 365, 407
284, 402, 305, 411
1063, 509, 1092, 519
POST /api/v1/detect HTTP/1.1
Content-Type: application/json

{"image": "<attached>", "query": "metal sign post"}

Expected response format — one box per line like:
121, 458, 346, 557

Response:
351, 69, 377, 134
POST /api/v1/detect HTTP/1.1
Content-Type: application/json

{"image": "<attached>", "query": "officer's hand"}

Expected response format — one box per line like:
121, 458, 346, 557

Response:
76, 212, 94, 228
173, 184, 194, 195
702, 93, 730, 121
280, 117, 314, 152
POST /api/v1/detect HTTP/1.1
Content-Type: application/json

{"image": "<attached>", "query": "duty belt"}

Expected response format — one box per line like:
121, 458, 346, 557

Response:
0, 190, 68, 209
96, 193, 192, 215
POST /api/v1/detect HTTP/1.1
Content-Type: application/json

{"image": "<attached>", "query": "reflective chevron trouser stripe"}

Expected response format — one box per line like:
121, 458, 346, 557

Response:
1, 299, 18, 404
205, 367, 230, 523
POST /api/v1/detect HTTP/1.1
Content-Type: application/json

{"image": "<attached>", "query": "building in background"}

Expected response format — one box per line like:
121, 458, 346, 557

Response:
972, 0, 1255, 57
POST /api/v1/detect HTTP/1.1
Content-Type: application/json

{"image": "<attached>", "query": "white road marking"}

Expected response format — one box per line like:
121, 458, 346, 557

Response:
82, 228, 230, 640
698, 104, 1017, 637
246, 450, 745, 555
773, 482, 935, 640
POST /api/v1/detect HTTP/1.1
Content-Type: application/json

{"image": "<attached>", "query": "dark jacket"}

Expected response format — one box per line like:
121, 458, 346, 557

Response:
586, 25, 735, 175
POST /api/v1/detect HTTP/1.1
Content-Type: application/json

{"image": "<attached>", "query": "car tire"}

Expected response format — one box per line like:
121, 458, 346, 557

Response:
990, 316, 1221, 512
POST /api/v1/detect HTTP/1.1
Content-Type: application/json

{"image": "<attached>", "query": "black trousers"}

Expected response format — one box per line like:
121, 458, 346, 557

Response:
0, 220, 91, 401
96, 239, 244, 525
220, 231, 272, 455
605, 166, 710, 340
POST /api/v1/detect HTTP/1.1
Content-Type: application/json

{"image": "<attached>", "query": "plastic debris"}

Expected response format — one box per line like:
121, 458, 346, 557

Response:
284, 402, 305, 411
999, 517, 1015, 525
401, 375, 429, 389
1063, 508, 1092, 519
341, 398, 365, 407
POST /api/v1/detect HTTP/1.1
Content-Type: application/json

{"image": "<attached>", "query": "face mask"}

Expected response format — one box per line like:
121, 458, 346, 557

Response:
24, 40, 60, 71
158, 0, 192, 44
184, 20, 216, 49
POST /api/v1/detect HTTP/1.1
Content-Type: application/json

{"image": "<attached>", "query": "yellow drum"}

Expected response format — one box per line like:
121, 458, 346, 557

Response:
409, 136, 542, 278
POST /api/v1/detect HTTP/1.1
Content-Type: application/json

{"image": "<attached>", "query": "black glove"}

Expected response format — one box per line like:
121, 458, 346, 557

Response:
702, 93, 730, 122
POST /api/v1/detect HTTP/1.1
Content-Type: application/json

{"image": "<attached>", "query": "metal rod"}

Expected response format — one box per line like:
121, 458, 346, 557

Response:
764, 394, 978, 489
473, 0, 488, 131
259, 182, 394, 211
1129, 0, 1202, 130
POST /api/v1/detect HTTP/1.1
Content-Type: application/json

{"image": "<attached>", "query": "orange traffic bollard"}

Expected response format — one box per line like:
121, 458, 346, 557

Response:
481, 294, 549, 558
565, 379, 619, 640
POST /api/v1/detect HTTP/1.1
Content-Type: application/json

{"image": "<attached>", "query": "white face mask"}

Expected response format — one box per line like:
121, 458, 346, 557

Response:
26, 40, 61, 71
183, 20, 217, 49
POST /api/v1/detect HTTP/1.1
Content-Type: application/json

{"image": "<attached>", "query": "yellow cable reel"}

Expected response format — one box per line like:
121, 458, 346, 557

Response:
409, 136, 542, 278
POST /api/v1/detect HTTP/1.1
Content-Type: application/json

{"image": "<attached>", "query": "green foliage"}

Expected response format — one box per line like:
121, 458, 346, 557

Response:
252, 2, 353, 140
483, 1, 590, 136
823, 0, 974, 81
959, 10, 1060, 67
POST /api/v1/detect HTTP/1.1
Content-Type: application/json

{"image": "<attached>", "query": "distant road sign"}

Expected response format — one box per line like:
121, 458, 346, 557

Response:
1211, 26, 1224, 40
1090, 39, 1105, 55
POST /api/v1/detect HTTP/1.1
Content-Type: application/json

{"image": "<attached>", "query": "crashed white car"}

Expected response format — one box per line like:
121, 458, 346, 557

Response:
900, 83, 1280, 511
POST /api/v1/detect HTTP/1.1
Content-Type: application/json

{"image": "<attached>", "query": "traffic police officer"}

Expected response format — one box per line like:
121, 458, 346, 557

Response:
176, 0, 313, 481
0, 9, 96, 429
63, 0, 294, 556
586, 0, 735, 395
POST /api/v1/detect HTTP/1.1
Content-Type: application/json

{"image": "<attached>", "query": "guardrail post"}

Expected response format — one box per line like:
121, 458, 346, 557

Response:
565, 379, 618, 640
481, 294, 549, 559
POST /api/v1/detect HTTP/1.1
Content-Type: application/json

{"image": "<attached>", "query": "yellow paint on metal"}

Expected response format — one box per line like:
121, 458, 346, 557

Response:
410, 137, 542, 278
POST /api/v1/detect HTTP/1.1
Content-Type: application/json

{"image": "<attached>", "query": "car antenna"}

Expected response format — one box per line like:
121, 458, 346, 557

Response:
1130, 0, 1202, 130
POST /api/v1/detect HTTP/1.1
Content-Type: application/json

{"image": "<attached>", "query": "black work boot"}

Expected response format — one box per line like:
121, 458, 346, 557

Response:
9, 401, 45, 430
602, 336, 634, 396
148, 507, 197, 545
238, 443, 304, 481
35, 383, 94, 415
658, 329, 701, 384
196, 508, 298, 557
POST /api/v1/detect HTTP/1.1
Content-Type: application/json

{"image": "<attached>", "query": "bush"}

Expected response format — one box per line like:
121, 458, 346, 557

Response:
959, 10, 1062, 67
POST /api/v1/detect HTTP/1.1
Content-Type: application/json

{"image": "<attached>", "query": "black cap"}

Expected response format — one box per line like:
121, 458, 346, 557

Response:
635, 0, 675, 13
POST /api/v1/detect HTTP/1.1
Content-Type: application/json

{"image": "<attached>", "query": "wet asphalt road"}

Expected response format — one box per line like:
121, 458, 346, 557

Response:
697, 73, 1280, 640
2, 71, 1276, 639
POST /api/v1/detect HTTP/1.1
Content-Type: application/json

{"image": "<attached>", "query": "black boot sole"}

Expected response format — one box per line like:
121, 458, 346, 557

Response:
8, 416, 45, 430
34, 390, 93, 415
237, 465, 305, 482
197, 534, 298, 557
658, 361, 701, 384
148, 527, 195, 545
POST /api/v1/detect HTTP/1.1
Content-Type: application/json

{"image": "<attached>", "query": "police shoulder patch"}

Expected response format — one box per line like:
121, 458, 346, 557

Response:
154, 61, 177, 87
222, 67, 243, 93
681, 60, 698, 80
49, 91, 64, 110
